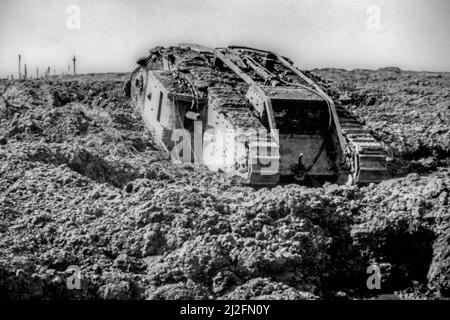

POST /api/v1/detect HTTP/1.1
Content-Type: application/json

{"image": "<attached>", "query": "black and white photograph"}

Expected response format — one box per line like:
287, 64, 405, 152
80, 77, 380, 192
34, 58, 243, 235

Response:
0, 0, 449, 309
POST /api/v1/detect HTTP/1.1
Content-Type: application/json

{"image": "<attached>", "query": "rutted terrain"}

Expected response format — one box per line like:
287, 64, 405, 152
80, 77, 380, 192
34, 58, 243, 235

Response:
0, 70, 448, 299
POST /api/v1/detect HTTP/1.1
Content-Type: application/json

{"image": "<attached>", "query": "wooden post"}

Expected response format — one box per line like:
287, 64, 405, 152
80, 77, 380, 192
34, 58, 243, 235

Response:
36, 67, 39, 78
72, 56, 76, 75
18, 54, 21, 80
24, 64, 27, 79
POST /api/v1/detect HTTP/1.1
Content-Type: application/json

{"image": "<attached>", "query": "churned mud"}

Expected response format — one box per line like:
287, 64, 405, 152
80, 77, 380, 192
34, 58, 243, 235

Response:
0, 70, 448, 299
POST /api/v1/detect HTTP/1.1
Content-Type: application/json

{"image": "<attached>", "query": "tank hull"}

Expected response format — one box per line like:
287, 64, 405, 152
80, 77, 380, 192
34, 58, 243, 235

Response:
126, 44, 388, 185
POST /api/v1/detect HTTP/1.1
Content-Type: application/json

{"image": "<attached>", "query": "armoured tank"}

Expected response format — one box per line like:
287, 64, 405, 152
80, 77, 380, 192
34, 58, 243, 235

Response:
124, 44, 388, 185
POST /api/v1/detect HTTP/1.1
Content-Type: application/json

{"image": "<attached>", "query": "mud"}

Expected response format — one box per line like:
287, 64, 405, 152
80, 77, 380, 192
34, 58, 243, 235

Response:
0, 70, 448, 299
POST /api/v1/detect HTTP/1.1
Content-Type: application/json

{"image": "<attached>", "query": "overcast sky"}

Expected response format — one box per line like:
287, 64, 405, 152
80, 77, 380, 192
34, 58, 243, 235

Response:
0, 0, 449, 78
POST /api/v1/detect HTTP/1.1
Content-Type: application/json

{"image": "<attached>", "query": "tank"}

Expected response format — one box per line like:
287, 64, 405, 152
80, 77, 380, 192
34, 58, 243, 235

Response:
124, 44, 388, 185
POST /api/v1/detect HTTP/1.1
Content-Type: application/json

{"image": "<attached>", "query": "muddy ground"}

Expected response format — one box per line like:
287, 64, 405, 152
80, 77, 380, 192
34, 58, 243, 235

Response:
0, 69, 448, 299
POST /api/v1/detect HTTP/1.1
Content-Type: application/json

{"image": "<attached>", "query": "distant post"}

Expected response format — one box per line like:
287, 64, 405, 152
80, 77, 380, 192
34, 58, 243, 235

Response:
72, 55, 76, 75
36, 67, 39, 78
24, 64, 27, 79
18, 54, 21, 80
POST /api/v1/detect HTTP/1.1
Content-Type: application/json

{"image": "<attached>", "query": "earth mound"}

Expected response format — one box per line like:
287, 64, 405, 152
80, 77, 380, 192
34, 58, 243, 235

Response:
0, 70, 448, 299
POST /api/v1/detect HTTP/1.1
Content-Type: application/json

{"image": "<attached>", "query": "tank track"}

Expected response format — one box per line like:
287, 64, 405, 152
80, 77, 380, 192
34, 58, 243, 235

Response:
335, 105, 387, 183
